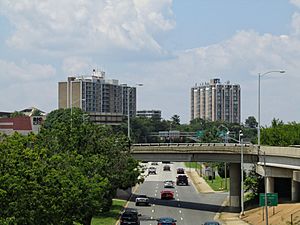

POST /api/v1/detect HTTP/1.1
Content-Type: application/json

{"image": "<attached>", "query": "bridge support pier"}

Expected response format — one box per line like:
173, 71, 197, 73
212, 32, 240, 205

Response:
229, 163, 241, 210
292, 171, 300, 201
266, 177, 274, 193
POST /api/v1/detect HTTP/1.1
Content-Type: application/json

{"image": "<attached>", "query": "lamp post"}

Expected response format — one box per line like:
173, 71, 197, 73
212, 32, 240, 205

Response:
218, 124, 229, 190
127, 84, 143, 140
258, 70, 285, 225
239, 130, 244, 216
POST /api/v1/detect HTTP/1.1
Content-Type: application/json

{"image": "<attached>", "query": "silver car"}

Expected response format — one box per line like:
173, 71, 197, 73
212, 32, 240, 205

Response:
135, 194, 150, 206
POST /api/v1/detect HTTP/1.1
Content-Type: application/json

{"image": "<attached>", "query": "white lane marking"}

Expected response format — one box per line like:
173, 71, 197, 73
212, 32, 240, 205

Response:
181, 217, 183, 220
179, 210, 182, 213
152, 209, 155, 213
155, 190, 158, 192
177, 198, 180, 201
152, 204, 155, 206
176, 194, 179, 197
154, 193, 157, 197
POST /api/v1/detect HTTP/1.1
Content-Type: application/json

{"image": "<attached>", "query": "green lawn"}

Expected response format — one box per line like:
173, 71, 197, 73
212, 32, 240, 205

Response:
74, 199, 126, 225
204, 176, 230, 191
91, 199, 126, 225
184, 162, 202, 169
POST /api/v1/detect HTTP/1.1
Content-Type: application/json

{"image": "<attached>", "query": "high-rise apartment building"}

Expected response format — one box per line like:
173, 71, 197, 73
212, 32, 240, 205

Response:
191, 78, 241, 123
58, 69, 137, 125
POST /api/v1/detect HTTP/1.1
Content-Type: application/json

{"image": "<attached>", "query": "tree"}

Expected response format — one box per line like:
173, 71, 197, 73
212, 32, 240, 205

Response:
38, 108, 141, 225
171, 114, 180, 126
10, 111, 25, 118
0, 108, 141, 225
245, 116, 258, 129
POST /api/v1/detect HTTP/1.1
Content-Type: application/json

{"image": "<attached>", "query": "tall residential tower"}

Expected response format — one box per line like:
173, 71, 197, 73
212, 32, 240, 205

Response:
191, 78, 241, 123
58, 69, 137, 125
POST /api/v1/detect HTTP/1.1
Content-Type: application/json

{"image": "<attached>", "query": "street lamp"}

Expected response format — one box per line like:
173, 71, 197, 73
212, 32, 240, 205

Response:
127, 84, 143, 140
258, 70, 285, 148
218, 124, 229, 190
239, 130, 244, 216
258, 70, 285, 225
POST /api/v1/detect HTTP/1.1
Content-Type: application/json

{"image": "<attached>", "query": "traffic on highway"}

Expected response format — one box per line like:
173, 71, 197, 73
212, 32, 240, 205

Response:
120, 162, 226, 225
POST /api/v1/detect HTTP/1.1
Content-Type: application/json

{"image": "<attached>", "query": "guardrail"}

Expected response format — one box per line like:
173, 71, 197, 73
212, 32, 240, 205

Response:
132, 143, 253, 147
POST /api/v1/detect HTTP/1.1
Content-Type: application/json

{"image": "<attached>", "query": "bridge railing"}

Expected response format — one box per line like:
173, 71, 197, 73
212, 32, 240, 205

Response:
132, 142, 253, 147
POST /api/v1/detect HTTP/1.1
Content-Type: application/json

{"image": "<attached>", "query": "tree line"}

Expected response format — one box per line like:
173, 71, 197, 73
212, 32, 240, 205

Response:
0, 108, 142, 225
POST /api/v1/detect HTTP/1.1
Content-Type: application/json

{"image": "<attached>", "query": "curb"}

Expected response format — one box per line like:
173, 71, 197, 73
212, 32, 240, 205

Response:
214, 196, 229, 222
115, 184, 140, 225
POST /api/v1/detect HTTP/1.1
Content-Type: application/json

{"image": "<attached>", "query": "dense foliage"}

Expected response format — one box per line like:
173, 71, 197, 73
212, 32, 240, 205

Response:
117, 115, 258, 144
0, 108, 141, 225
261, 118, 300, 146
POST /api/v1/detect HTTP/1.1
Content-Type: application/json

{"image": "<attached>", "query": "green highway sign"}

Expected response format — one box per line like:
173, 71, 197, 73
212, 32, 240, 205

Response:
196, 130, 204, 138
259, 193, 278, 206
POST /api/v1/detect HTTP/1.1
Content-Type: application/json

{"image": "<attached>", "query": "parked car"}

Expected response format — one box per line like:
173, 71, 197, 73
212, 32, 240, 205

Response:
164, 180, 175, 188
176, 174, 188, 186
151, 162, 159, 165
203, 221, 221, 225
157, 217, 177, 225
176, 167, 185, 174
135, 194, 150, 206
120, 208, 141, 225
160, 190, 174, 200
163, 165, 171, 171
148, 167, 157, 175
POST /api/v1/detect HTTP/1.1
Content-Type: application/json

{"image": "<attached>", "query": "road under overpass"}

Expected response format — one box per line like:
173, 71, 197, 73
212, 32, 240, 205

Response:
131, 143, 300, 210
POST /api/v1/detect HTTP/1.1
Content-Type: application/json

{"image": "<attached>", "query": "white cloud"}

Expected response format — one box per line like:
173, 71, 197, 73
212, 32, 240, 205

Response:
290, 0, 300, 8
131, 29, 300, 123
0, 0, 175, 54
0, 59, 56, 83
0, 59, 57, 112
62, 56, 95, 76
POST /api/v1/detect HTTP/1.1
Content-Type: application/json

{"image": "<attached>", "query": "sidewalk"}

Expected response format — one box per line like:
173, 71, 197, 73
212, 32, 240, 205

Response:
187, 169, 249, 225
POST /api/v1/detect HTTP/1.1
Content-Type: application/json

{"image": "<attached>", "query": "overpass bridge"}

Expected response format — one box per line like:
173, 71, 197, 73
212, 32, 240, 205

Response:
131, 143, 300, 209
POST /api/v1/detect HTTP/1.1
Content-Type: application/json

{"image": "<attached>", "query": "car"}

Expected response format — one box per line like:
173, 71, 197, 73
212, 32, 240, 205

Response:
160, 190, 174, 200
164, 180, 174, 188
176, 167, 185, 174
176, 174, 188, 186
157, 217, 177, 225
148, 167, 157, 175
135, 194, 150, 206
151, 162, 159, 165
120, 208, 141, 225
163, 165, 171, 171
202, 221, 221, 225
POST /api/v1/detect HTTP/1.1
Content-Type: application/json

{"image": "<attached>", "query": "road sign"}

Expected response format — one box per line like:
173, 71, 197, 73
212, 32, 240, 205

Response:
259, 193, 278, 206
196, 130, 204, 138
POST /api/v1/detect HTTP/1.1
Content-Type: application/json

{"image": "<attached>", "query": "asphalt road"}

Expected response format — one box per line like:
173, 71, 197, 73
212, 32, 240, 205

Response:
125, 162, 227, 225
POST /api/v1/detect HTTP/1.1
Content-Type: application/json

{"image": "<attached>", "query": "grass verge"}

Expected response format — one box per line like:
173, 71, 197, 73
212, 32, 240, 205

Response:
204, 176, 230, 191
75, 199, 126, 225
184, 162, 201, 169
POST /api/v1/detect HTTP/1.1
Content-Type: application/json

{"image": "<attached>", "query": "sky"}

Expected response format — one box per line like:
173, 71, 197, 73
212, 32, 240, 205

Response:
0, 0, 300, 125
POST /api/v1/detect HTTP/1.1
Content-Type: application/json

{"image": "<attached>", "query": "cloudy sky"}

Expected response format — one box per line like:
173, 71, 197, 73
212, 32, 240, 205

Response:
0, 0, 300, 125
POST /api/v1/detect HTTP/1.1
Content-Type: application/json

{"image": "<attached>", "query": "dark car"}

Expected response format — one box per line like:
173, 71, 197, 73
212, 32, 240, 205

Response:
163, 165, 171, 171
176, 174, 188, 186
120, 208, 141, 225
176, 167, 185, 174
203, 221, 221, 225
157, 217, 177, 225
148, 167, 157, 175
